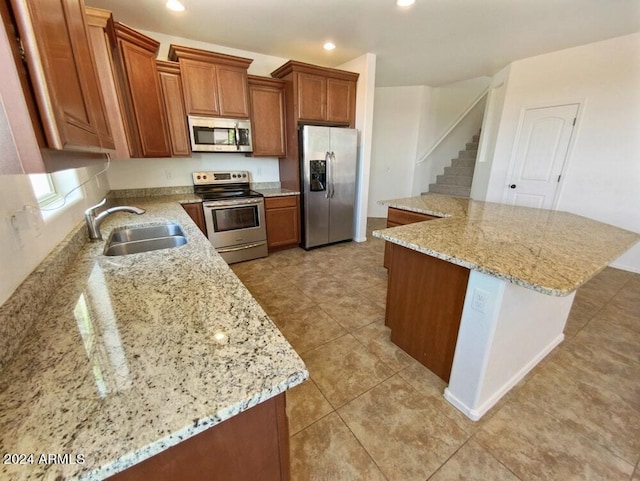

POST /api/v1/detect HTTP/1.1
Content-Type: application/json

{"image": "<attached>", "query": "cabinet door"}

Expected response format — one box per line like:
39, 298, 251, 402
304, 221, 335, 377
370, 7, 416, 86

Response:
249, 81, 286, 157
116, 36, 171, 157
181, 202, 207, 235
157, 62, 190, 157
85, 7, 130, 159
217, 65, 249, 118
10, 0, 114, 151
265, 196, 300, 251
296, 72, 326, 122
180, 59, 219, 116
326, 78, 355, 125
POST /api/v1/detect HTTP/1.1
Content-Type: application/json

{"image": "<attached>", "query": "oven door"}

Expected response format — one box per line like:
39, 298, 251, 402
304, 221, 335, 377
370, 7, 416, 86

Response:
203, 198, 266, 249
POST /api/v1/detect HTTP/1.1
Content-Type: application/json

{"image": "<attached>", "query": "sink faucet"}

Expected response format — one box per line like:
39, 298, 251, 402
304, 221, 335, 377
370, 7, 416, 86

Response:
85, 198, 146, 241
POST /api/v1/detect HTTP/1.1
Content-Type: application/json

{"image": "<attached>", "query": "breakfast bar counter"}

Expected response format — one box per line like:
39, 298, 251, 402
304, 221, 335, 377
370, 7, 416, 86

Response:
0, 195, 308, 481
374, 193, 638, 420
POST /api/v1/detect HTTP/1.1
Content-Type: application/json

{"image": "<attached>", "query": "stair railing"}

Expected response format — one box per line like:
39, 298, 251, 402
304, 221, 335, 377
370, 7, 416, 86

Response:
415, 87, 489, 165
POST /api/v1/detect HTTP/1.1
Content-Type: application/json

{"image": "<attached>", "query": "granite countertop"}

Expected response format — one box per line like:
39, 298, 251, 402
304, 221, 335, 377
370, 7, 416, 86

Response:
375, 193, 639, 296
0, 195, 308, 481
255, 188, 300, 197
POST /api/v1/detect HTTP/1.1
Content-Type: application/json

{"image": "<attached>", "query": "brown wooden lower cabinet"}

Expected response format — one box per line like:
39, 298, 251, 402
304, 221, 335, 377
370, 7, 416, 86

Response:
181, 202, 207, 235
108, 393, 290, 481
385, 243, 470, 383
265, 195, 300, 251
383, 207, 439, 268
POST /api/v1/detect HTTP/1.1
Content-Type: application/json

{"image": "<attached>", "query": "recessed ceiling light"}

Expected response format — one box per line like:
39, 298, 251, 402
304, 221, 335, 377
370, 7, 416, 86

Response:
166, 0, 185, 12
323, 42, 336, 51
397, 0, 415, 6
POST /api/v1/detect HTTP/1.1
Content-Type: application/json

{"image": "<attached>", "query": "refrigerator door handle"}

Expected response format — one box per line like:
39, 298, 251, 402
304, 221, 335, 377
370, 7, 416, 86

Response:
330, 152, 336, 198
325, 151, 331, 199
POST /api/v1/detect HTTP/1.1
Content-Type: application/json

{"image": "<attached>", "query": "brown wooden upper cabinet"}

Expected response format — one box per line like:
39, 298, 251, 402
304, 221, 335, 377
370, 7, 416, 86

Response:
271, 60, 358, 126
168, 45, 252, 119
248, 75, 286, 158
270, 60, 358, 190
110, 23, 171, 158
8, 0, 115, 152
156, 60, 190, 157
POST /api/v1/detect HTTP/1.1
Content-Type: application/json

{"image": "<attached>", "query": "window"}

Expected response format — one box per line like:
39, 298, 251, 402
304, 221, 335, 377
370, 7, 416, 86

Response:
29, 173, 59, 206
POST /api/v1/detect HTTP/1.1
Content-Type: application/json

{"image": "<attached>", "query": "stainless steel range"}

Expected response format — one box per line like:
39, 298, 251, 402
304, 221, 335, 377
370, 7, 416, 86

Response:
193, 171, 267, 264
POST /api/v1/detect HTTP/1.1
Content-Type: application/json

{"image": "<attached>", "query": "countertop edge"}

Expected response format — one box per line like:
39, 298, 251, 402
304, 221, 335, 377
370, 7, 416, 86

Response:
84, 371, 309, 481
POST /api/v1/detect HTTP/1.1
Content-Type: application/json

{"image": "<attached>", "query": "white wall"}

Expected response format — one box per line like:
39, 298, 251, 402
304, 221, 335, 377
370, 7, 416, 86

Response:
368, 86, 428, 218
339, 53, 377, 242
0, 165, 110, 305
470, 65, 510, 200
106, 154, 280, 188
477, 33, 640, 272
368, 77, 489, 216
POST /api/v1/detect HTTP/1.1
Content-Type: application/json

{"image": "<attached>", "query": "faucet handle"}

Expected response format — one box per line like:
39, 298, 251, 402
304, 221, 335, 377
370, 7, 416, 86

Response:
85, 197, 107, 216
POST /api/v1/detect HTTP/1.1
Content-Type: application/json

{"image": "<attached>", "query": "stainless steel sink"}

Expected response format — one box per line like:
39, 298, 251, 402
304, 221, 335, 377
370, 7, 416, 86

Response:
104, 223, 187, 256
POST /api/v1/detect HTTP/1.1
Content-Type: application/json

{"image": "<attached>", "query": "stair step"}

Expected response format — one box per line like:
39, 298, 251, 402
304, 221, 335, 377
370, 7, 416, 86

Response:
428, 183, 471, 197
459, 149, 478, 159
436, 174, 473, 187
451, 158, 476, 168
444, 165, 474, 177
466, 142, 479, 150
472, 134, 480, 143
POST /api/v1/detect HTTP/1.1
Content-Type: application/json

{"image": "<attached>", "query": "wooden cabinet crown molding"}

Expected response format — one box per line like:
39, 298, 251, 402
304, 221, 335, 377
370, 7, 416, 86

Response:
270, 60, 359, 82
84, 5, 110, 28
113, 22, 160, 53
247, 74, 286, 89
168, 44, 252, 69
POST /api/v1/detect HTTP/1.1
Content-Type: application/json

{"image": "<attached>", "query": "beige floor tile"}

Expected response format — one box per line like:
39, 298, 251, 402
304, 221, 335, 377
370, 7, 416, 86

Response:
553, 337, 640, 409
271, 305, 346, 355
351, 322, 414, 373
595, 286, 640, 334
318, 293, 385, 331
516, 359, 640, 463
338, 375, 469, 481
302, 334, 393, 408
295, 276, 362, 304
290, 412, 387, 481
253, 284, 317, 317
428, 439, 520, 481
475, 397, 634, 480
575, 316, 640, 365
286, 379, 334, 435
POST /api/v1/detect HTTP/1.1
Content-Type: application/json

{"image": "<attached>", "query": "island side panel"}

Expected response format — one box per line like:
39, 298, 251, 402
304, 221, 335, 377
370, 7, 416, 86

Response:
108, 393, 290, 481
445, 271, 575, 421
386, 243, 470, 382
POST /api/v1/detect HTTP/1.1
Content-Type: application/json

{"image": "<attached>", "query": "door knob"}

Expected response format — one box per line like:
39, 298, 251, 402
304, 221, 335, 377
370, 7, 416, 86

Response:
509, 184, 517, 189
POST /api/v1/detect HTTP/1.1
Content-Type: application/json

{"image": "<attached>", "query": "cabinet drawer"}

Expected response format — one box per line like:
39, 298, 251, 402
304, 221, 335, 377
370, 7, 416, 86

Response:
387, 207, 439, 225
265, 195, 298, 209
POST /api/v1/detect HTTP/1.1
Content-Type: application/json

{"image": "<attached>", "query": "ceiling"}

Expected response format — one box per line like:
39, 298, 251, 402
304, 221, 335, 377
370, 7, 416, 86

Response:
85, 0, 640, 87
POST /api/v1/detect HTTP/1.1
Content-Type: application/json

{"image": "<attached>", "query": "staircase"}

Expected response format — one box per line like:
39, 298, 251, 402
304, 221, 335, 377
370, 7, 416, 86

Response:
427, 132, 479, 198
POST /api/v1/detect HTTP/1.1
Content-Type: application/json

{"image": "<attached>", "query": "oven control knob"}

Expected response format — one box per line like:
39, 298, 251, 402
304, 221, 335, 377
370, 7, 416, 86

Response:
196, 175, 201, 180
243, 173, 247, 178
232, 174, 237, 178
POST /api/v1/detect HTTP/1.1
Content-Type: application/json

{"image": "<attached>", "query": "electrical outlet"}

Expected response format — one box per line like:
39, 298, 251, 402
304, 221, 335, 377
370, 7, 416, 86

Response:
165, 169, 173, 180
471, 288, 489, 314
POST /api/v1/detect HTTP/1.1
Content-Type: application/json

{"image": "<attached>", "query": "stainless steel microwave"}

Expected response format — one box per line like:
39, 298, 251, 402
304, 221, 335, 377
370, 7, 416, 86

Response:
187, 116, 253, 153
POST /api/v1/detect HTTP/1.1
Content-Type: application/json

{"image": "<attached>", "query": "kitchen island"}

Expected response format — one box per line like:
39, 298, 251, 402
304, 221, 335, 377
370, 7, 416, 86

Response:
374, 193, 639, 421
0, 195, 308, 481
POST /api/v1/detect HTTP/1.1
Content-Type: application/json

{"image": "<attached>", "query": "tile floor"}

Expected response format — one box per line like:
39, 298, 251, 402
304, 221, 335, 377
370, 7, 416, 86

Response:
231, 218, 640, 481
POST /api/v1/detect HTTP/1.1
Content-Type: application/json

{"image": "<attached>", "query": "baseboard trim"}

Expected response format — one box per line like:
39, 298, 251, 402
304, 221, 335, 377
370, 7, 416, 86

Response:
444, 332, 564, 421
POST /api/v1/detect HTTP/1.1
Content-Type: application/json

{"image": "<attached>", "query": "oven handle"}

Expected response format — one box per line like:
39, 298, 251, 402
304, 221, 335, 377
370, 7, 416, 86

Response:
203, 198, 263, 208
217, 241, 266, 253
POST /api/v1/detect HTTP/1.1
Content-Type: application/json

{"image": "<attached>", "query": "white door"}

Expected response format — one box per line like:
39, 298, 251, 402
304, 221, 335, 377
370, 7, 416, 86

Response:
505, 104, 578, 209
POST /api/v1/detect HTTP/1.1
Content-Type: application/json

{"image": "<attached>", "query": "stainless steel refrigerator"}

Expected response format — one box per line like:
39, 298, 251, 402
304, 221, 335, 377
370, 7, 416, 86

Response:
300, 125, 358, 249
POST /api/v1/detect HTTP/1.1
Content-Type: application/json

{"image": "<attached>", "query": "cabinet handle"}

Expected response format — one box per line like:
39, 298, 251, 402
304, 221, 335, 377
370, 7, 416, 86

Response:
509, 184, 517, 189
